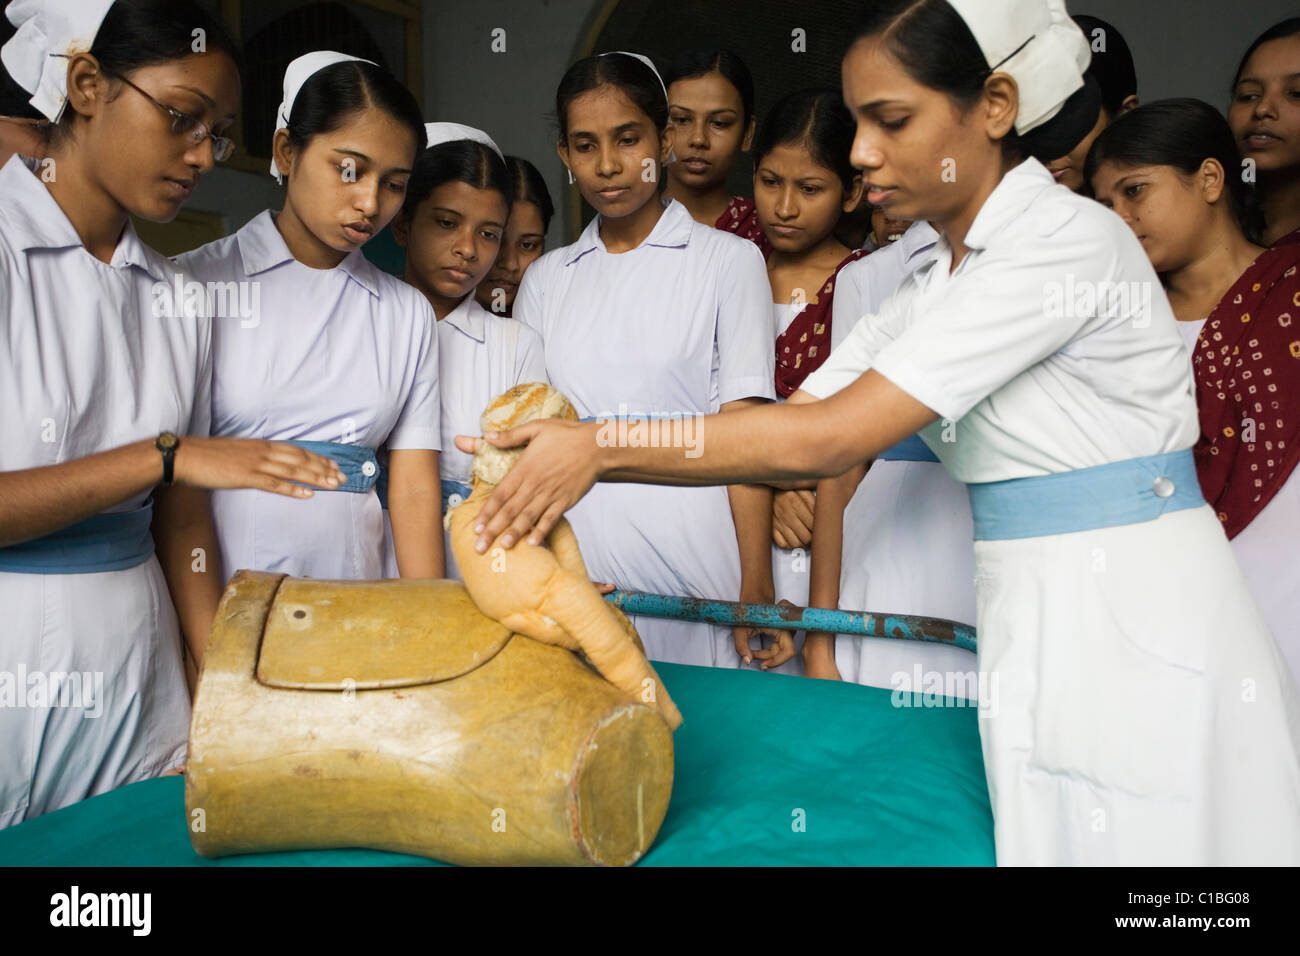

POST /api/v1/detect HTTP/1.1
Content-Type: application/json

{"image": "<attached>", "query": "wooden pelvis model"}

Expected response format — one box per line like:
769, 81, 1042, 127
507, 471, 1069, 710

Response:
186, 385, 679, 866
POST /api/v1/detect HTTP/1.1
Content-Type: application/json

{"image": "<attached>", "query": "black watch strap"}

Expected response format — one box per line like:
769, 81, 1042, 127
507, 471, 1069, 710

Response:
156, 432, 180, 486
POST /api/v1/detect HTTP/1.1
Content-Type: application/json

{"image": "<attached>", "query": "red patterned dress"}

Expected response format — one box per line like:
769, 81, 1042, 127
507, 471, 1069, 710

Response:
774, 248, 871, 397
1187, 241, 1300, 686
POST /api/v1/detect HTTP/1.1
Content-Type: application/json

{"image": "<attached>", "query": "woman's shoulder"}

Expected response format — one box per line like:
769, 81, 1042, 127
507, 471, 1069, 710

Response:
528, 242, 572, 276
0, 222, 19, 276
499, 245, 565, 299
172, 218, 254, 276
494, 312, 544, 348
1030, 179, 1133, 246
685, 213, 768, 270
469, 298, 540, 341
370, 266, 435, 325
979, 176, 1145, 283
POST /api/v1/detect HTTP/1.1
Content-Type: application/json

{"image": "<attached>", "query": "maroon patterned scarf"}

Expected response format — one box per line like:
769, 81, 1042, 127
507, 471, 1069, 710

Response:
716, 196, 772, 260
774, 248, 871, 398
1191, 241, 1300, 538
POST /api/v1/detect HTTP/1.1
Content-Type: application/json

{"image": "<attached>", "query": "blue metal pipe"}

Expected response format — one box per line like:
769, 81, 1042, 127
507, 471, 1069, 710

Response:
604, 590, 976, 654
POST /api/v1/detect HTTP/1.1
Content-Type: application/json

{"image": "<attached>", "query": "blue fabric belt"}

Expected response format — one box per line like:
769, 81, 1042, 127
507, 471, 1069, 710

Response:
877, 434, 941, 463
0, 500, 155, 574
967, 449, 1204, 541
440, 479, 472, 512
376, 475, 472, 513
283, 440, 380, 494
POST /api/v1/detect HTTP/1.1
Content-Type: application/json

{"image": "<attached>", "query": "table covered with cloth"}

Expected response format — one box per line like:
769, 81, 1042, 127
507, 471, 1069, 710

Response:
0, 662, 993, 866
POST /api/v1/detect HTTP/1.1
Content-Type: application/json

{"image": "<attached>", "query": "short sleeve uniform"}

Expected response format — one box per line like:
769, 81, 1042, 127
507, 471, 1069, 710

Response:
516, 198, 774, 666
801, 159, 1300, 866
820, 221, 979, 695
380, 294, 547, 580
0, 156, 204, 826
176, 210, 440, 581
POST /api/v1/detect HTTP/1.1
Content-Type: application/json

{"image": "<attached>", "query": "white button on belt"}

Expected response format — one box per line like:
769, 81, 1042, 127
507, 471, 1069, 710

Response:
1152, 476, 1175, 498
361, 461, 377, 477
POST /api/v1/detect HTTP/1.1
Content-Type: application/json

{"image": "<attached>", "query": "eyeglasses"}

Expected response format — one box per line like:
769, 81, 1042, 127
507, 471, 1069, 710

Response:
111, 74, 236, 162
47, 54, 235, 161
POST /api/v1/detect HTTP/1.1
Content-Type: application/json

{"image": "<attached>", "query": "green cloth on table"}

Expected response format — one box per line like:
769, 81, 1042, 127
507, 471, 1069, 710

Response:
0, 662, 993, 866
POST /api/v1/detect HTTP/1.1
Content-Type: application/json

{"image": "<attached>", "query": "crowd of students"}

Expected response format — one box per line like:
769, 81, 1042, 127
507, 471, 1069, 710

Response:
2, 0, 1298, 865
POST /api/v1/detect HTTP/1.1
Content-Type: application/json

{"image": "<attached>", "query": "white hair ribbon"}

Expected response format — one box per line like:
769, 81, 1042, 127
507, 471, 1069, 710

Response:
270, 50, 376, 182
945, 0, 1090, 136
2, 0, 117, 122
423, 121, 503, 162
598, 50, 668, 106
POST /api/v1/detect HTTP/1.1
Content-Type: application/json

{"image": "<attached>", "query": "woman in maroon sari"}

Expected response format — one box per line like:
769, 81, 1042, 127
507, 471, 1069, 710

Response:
663, 49, 771, 258
1090, 97, 1300, 687
1228, 18, 1300, 247
745, 88, 865, 673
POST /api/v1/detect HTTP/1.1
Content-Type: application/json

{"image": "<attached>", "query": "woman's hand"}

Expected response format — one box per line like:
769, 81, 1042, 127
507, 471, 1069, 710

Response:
771, 489, 815, 549
174, 437, 344, 497
453, 419, 601, 553
735, 626, 798, 670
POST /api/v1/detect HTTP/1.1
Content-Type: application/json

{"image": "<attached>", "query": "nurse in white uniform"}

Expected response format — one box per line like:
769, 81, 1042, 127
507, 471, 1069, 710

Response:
807, 221, 979, 695
462, 0, 1300, 865
514, 52, 777, 668
382, 122, 547, 581
178, 52, 443, 582
0, 0, 342, 828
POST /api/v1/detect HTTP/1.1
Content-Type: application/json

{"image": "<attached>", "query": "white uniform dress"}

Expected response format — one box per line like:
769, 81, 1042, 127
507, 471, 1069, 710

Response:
176, 211, 440, 582
767, 301, 808, 676
0, 157, 201, 827
827, 222, 980, 697
1177, 319, 1300, 690
516, 198, 775, 666
380, 294, 547, 580
801, 158, 1300, 865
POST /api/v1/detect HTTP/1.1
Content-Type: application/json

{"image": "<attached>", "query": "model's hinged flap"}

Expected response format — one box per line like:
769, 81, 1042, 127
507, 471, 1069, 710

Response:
256, 577, 512, 690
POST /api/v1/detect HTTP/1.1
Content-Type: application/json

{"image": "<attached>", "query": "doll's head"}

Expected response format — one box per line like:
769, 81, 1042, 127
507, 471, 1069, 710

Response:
470, 383, 579, 488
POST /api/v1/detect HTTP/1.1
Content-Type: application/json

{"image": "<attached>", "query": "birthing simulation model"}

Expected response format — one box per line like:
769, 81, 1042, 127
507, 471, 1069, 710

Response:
186, 385, 678, 866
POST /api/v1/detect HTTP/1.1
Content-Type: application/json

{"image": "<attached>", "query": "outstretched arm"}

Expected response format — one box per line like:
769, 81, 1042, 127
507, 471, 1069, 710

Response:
454, 369, 938, 553
0, 438, 344, 548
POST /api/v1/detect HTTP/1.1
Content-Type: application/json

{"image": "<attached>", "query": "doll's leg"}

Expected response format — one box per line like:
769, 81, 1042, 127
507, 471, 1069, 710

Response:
546, 519, 590, 580
540, 571, 682, 730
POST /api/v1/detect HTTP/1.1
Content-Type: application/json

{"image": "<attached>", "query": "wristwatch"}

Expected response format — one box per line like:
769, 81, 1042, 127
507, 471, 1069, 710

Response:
156, 431, 181, 486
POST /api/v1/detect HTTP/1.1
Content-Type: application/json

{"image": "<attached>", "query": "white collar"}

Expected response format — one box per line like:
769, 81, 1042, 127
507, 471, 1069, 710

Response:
923, 159, 1056, 270
563, 198, 694, 265
442, 294, 487, 343
900, 221, 940, 263
962, 158, 1055, 252
234, 210, 381, 297
0, 155, 166, 280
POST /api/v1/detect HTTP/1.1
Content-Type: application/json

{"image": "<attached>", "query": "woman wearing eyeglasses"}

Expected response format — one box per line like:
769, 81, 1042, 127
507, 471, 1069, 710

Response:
0, 0, 346, 830
176, 52, 443, 583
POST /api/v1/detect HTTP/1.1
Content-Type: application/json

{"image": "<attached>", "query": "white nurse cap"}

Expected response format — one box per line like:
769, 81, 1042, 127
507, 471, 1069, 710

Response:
598, 50, 668, 106
2, 0, 117, 122
270, 50, 377, 182
424, 121, 503, 162
945, 0, 1090, 136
